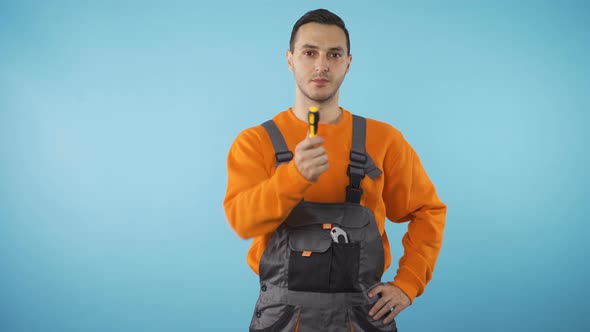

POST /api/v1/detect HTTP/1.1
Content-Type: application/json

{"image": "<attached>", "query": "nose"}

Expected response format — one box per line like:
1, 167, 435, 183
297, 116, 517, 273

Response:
314, 55, 329, 73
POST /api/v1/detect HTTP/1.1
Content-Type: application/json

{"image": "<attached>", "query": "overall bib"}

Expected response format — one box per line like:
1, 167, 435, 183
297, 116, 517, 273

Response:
249, 115, 397, 332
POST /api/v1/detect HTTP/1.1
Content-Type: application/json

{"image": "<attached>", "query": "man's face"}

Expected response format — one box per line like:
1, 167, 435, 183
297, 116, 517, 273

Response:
287, 23, 352, 104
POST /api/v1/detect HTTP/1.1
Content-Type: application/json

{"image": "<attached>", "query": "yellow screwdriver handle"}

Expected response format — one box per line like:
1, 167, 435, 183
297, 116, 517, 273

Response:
308, 106, 320, 137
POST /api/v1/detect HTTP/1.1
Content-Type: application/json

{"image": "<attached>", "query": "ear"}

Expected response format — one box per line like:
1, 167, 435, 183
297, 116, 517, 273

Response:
346, 54, 352, 74
286, 50, 294, 72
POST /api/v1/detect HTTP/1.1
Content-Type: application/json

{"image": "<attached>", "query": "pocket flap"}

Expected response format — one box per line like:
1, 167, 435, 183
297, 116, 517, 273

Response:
284, 202, 370, 229
288, 230, 332, 252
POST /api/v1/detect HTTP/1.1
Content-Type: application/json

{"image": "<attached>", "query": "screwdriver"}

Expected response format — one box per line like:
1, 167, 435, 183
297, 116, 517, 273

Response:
308, 106, 320, 138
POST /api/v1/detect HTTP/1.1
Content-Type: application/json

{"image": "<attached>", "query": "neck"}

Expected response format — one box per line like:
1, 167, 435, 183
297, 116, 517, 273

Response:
292, 92, 342, 125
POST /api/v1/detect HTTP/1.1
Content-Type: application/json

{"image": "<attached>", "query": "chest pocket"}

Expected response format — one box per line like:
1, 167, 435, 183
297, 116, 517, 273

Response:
285, 204, 371, 293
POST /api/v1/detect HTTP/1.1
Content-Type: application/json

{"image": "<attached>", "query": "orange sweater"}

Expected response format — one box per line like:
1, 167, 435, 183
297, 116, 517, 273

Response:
223, 108, 446, 302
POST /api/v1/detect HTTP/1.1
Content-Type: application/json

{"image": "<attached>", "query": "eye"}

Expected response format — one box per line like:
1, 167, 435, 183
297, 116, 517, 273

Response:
330, 53, 342, 58
304, 51, 315, 56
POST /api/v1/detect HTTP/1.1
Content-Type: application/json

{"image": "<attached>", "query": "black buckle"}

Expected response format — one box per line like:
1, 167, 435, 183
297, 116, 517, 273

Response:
275, 151, 293, 163
350, 175, 362, 189
346, 186, 363, 203
350, 151, 367, 163
346, 164, 364, 203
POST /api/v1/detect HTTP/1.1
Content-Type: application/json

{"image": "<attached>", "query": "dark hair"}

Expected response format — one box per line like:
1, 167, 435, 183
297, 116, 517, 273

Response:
289, 9, 350, 55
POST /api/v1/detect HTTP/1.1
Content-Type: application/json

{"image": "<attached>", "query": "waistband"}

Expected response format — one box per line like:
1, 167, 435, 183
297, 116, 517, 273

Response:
260, 282, 382, 309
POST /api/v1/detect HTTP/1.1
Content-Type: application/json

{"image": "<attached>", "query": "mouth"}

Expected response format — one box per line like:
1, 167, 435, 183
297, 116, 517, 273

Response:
311, 78, 330, 84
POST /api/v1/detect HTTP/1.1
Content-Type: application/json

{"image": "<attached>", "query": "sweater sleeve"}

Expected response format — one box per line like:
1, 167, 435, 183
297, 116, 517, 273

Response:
382, 133, 447, 303
223, 127, 313, 239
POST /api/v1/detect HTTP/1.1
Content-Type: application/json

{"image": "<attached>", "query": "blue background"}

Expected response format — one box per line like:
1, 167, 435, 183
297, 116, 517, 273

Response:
1, 1, 588, 331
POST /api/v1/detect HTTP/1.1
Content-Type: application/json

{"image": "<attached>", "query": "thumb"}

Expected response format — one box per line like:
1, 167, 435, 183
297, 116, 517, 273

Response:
368, 285, 383, 298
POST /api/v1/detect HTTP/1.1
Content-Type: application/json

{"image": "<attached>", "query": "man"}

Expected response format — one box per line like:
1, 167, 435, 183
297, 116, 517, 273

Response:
224, 9, 446, 331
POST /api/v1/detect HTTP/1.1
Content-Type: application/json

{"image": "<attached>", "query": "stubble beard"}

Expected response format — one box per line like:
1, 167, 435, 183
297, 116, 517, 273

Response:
297, 79, 343, 104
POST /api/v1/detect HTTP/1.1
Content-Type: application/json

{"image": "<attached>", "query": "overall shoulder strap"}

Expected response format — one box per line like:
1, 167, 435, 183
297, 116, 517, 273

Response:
261, 120, 293, 166
347, 115, 383, 203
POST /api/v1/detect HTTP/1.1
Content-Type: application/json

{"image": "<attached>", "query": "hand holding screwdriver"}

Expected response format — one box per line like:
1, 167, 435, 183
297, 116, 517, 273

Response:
294, 106, 328, 182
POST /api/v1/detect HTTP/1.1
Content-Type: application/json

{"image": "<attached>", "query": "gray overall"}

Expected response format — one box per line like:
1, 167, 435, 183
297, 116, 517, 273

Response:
250, 115, 397, 332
